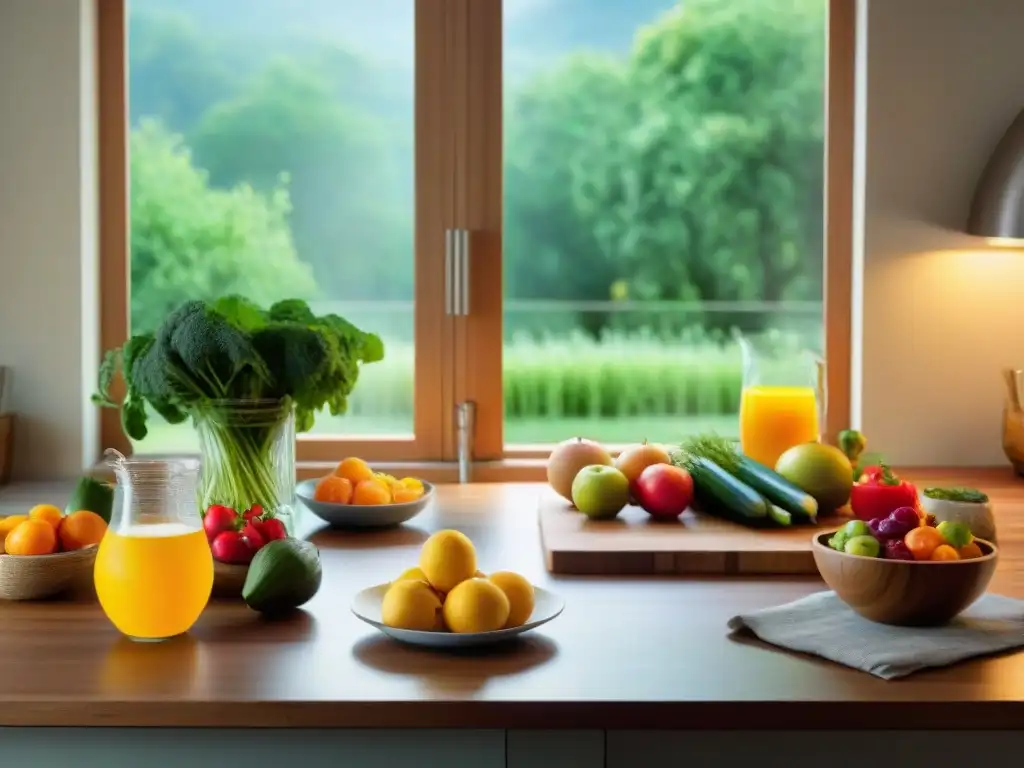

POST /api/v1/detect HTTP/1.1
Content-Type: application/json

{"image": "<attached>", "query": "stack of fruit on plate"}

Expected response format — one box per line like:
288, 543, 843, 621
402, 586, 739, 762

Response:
314, 457, 426, 506
381, 530, 535, 634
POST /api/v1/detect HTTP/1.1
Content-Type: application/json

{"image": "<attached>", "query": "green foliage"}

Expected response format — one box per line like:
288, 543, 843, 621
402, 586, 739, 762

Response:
189, 56, 412, 302
504, 0, 825, 334
130, 120, 317, 334
337, 331, 749, 425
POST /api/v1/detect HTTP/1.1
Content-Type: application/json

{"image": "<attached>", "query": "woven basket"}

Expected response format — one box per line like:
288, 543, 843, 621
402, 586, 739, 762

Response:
0, 545, 97, 601
212, 559, 249, 598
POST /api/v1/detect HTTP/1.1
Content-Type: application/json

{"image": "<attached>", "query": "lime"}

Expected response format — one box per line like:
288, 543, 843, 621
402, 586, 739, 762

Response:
936, 520, 973, 548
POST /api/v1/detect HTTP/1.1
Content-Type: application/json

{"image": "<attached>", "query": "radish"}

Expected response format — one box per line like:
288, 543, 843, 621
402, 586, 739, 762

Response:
242, 504, 264, 522
256, 518, 288, 542
203, 505, 238, 545
211, 530, 254, 565
241, 521, 266, 552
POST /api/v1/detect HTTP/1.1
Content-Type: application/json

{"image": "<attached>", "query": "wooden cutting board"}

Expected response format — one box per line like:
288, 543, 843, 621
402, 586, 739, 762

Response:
538, 491, 843, 576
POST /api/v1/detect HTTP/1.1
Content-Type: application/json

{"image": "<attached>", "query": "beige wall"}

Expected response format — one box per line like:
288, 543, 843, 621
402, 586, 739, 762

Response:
856, 0, 1024, 465
0, 0, 98, 480
1, 0, 1023, 478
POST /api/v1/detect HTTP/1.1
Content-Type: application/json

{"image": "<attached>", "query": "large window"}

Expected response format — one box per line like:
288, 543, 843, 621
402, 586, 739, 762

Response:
98, 0, 852, 475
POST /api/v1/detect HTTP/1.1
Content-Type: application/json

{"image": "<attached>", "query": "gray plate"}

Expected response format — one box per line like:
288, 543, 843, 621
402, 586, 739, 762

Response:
296, 478, 434, 529
351, 583, 564, 648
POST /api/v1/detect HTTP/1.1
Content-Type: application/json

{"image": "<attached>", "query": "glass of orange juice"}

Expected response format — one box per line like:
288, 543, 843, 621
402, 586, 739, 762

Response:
95, 450, 214, 642
737, 333, 825, 468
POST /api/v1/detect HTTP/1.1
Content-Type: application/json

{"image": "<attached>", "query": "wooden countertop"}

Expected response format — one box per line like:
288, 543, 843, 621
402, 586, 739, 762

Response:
3, 469, 1024, 730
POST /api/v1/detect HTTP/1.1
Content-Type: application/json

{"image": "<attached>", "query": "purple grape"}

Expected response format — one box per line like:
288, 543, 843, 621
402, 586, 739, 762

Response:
878, 517, 914, 539
868, 517, 887, 539
884, 539, 915, 561
890, 506, 921, 529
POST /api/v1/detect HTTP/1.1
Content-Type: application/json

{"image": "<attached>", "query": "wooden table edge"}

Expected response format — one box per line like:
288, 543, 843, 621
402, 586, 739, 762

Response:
3, 700, 1024, 729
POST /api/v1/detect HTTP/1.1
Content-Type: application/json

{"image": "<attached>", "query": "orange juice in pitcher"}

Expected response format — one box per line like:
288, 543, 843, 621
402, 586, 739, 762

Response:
94, 450, 213, 642
737, 333, 824, 468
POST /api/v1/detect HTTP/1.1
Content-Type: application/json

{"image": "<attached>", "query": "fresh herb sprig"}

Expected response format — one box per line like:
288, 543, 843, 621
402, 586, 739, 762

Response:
923, 486, 989, 503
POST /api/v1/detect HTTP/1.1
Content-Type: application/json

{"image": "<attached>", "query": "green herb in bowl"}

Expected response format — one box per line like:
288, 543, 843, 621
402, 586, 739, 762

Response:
922, 487, 989, 503
919, 486, 996, 542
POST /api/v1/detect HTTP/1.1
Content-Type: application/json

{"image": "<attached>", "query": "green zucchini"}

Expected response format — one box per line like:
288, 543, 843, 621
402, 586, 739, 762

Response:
733, 457, 818, 520
685, 456, 767, 519
766, 504, 792, 527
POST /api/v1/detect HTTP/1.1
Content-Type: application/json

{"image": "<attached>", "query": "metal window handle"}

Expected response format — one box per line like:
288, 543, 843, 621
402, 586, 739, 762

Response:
456, 400, 476, 483
444, 228, 471, 317
444, 229, 456, 316
457, 229, 470, 316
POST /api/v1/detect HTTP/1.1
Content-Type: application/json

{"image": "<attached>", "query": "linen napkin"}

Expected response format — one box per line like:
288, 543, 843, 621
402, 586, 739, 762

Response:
727, 591, 1024, 679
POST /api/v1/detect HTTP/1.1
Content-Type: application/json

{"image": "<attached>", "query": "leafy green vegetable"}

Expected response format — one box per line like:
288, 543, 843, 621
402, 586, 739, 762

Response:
93, 296, 384, 513
923, 486, 989, 503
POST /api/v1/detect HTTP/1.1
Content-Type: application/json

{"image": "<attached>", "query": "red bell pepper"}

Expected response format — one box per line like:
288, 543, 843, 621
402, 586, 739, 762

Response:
858, 464, 883, 483
849, 464, 919, 522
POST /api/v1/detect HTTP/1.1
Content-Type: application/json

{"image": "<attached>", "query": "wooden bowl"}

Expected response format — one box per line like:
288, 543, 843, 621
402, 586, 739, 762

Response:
212, 559, 249, 598
0, 545, 98, 601
811, 532, 998, 626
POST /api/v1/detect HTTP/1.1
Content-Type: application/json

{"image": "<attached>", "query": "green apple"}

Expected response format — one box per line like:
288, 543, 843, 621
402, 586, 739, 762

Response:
571, 465, 630, 519
936, 520, 973, 548
844, 534, 881, 558
829, 530, 850, 551
842, 519, 871, 539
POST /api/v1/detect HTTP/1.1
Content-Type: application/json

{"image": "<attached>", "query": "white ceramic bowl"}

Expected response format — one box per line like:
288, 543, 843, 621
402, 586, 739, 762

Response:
919, 494, 997, 542
351, 582, 565, 648
296, 478, 434, 530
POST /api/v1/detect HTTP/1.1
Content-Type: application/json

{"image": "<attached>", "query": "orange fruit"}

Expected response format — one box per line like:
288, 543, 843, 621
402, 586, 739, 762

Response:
28, 504, 64, 531
352, 478, 392, 505
958, 541, 984, 559
0, 515, 28, 540
334, 457, 375, 486
314, 475, 353, 504
904, 526, 945, 561
930, 544, 960, 561
392, 487, 421, 504
5, 520, 57, 556
58, 510, 108, 551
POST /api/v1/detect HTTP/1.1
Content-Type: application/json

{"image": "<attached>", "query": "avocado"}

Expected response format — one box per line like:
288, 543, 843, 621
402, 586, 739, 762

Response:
65, 475, 116, 523
242, 538, 322, 615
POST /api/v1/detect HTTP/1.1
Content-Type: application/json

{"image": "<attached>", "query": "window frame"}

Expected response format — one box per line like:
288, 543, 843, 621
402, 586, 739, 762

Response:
96, 0, 451, 466
96, 0, 855, 483
459, 0, 856, 470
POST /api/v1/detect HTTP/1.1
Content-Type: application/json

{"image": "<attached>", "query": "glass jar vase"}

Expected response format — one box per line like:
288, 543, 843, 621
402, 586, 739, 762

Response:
193, 399, 296, 533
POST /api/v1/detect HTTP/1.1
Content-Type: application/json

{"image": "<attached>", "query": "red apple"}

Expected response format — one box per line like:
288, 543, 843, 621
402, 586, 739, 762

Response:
634, 464, 694, 520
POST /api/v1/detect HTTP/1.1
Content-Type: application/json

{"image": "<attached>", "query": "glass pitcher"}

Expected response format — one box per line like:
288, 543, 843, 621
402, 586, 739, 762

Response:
736, 332, 825, 468
94, 450, 214, 642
